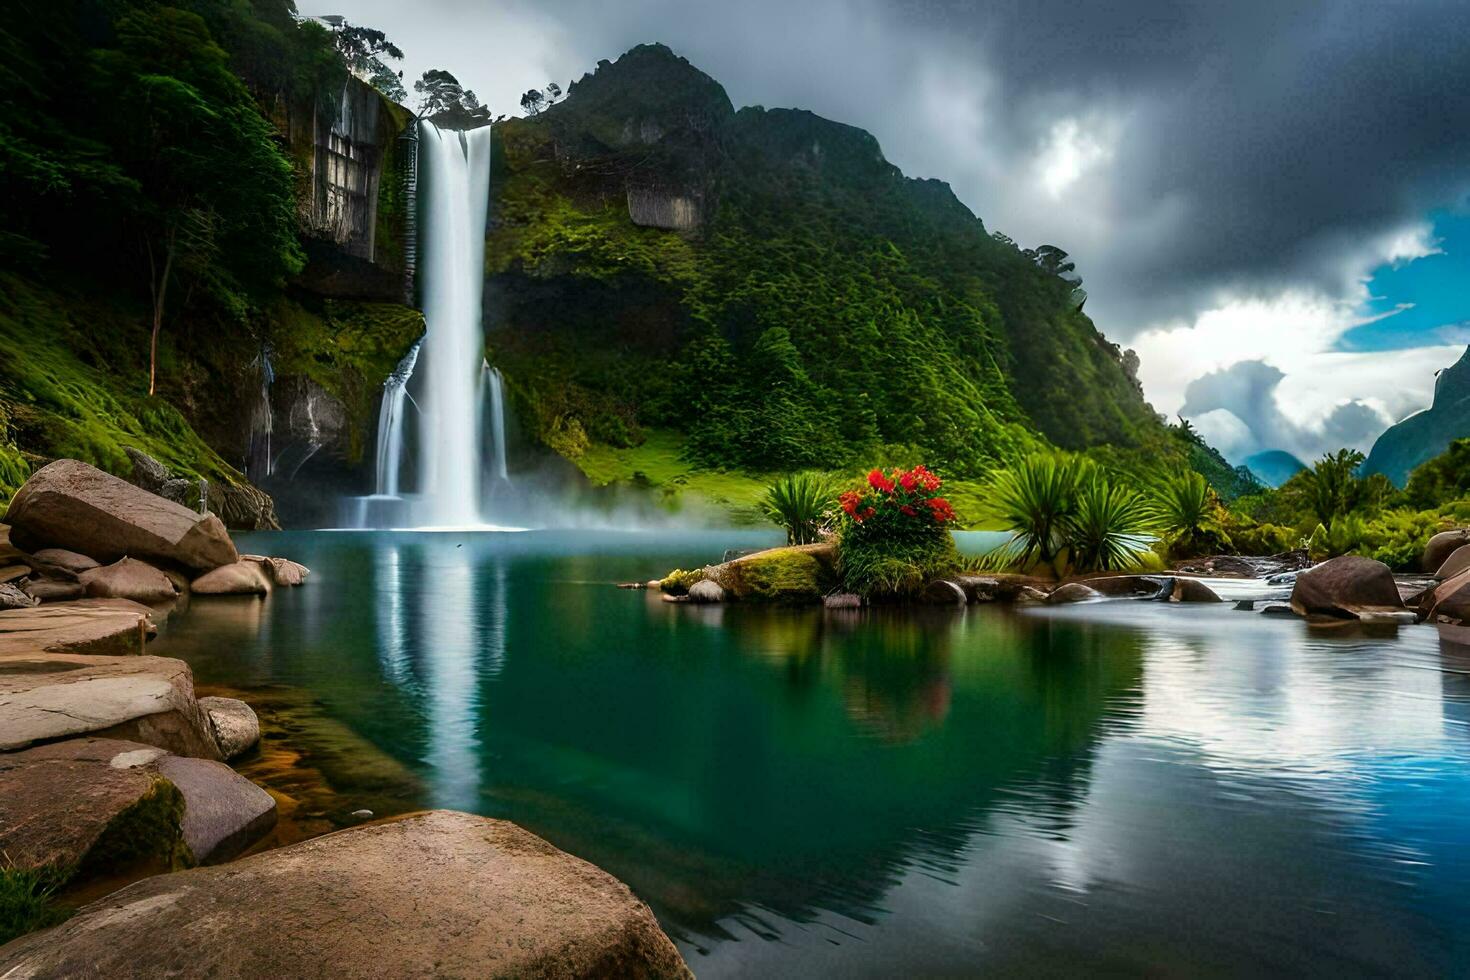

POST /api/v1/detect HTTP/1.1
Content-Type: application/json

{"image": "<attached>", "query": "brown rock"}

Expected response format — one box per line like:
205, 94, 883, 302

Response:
155, 755, 276, 864
1171, 577, 1224, 603
1428, 568, 1470, 624
0, 563, 29, 583
243, 555, 309, 587
1049, 582, 1103, 604
920, 579, 968, 604
3, 459, 238, 573
1290, 555, 1404, 620
1435, 544, 1470, 581
0, 652, 220, 758
0, 581, 37, 609
1085, 575, 1173, 599
197, 696, 261, 759
191, 560, 272, 596
0, 597, 155, 655
30, 548, 100, 574
1423, 529, 1470, 573
80, 557, 178, 604
0, 738, 179, 874
21, 578, 86, 603
0, 810, 693, 979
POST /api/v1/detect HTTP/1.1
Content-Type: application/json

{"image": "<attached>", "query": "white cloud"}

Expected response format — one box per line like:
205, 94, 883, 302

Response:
1039, 117, 1115, 199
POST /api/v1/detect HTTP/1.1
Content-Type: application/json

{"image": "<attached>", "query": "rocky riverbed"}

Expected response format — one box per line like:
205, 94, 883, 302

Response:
0, 458, 691, 977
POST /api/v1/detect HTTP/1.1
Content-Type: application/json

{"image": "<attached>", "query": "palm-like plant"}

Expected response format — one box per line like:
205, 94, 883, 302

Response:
1067, 482, 1159, 571
761, 472, 835, 545
984, 454, 1082, 568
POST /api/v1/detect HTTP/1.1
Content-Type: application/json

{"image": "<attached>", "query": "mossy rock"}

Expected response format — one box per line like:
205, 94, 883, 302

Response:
657, 568, 704, 595
708, 545, 835, 602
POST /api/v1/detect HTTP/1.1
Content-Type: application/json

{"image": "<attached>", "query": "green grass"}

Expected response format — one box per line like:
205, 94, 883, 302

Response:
0, 867, 71, 946
574, 429, 772, 523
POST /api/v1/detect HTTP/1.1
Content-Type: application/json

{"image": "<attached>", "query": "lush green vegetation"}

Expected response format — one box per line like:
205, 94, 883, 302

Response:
834, 466, 960, 597
761, 472, 836, 545
0, 866, 70, 947
485, 44, 1248, 506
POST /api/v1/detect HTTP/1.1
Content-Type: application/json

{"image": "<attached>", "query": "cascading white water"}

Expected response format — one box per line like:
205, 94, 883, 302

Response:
375, 340, 421, 496
415, 121, 494, 526
484, 363, 509, 482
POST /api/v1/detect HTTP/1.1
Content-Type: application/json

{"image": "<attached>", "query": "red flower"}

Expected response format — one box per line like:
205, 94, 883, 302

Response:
861, 506, 876, 521
901, 504, 917, 516
899, 470, 917, 492
867, 468, 895, 493
926, 497, 955, 523
839, 490, 860, 516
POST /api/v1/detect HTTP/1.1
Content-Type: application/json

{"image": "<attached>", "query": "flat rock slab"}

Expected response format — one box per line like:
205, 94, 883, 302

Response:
0, 598, 157, 656
0, 810, 692, 979
0, 653, 220, 758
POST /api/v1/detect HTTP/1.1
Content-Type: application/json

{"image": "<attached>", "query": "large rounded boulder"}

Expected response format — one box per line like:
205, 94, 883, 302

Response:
80, 557, 178, 604
0, 810, 691, 979
1423, 529, 1470, 573
4, 460, 237, 573
1290, 555, 1404, 619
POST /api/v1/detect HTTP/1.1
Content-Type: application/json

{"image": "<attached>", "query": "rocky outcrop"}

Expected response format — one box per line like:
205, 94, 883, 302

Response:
192, 560, 273, 596
154, 754, 277, 864
31, 548, 98, 574
1434, 543, 1470, 581
244, 555, 310, 586
1171, 578, 1224, 602
198, 696, 261, 760
125, 447, 279, 533
0, 582, 37, 609
1290, 556, 1406, 620
0, 810, 692, 979
696, 544, 835, 602
5, 460, 238, 572
1048, 582, 1102, 604
0, 599, 156, 656
80, 557, 179, 604
1365, 346, 1470, 486
0, 653, 220, 758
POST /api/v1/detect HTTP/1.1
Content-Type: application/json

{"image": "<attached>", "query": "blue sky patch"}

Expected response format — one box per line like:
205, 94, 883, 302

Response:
1341, 209, 1470, 352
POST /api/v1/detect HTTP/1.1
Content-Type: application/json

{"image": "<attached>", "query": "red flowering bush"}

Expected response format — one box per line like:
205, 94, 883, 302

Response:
836, 465, 960, 597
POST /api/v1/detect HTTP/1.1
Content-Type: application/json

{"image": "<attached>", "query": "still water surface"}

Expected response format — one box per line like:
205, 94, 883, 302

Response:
150, 530, 1470, 976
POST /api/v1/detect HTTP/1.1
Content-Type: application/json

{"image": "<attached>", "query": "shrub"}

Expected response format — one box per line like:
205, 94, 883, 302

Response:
1068, 481, 1159, 571
983, 454, 1081, 568
1221, 511, 1299, 556
0, 866, 70, 946
836, 465, 959, 597
1154, 470, 1232, 558
761, 472, 836, 545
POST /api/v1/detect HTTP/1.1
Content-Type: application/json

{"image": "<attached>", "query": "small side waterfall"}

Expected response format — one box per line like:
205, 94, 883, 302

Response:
375, 340, 422, 496
484, 363, 509, 483
246, 345, 274, 481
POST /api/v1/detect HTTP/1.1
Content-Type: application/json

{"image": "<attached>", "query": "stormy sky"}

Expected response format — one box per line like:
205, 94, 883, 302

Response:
329, 0, 1470, 464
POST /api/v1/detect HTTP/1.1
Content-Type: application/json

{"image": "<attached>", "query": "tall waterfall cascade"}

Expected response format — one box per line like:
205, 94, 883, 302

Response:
348, 121, 512, 529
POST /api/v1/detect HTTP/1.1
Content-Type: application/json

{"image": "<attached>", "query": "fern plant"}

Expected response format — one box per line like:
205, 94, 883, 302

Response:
761, 472, 836, 545
1068, 481, 1159, 571
984, 454, 1083, 569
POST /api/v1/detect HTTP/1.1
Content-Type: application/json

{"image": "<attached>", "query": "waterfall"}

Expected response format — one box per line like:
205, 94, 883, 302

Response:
416, 121, 493, 526
484, 363, 509, 482
246, 345, 274, 481
375, 340, 421, 496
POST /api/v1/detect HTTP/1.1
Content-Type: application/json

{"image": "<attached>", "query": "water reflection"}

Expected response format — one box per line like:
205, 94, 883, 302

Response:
150, 531, 1470, 976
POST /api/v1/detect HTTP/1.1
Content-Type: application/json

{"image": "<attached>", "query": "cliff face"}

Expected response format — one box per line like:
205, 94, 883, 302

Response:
485, 44, 1162, 477
1365, 346, 1470, 486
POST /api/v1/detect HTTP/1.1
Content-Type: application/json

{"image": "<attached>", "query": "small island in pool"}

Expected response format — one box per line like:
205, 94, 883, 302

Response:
3, 1, 1470, 976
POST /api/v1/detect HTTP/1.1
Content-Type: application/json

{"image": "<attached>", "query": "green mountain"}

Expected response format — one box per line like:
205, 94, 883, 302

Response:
1243, 449, 1306, 488
1365, 346, 1470, 486
487, 44, 1169, 485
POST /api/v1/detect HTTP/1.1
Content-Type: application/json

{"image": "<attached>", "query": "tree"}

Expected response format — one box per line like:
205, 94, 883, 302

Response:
546, 81, 562, 103
1290, 448, 1367, 529
520, 88, 546, 116
330, 21, 405, 101
94, 6, 301, 394
415, 69, 489, 124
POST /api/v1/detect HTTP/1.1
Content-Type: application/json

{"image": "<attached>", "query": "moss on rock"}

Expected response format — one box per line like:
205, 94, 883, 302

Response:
80, 775, 189, 877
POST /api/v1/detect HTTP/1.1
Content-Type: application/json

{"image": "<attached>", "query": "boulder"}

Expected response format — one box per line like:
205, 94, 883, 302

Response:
1423, 529, 1470, 573
701, 544, 834, 602
0, 563, 29, 583
3, 459, 238, 573
1427, 568, 1470, 624
80, 557, 178, 604
198, 696, 261, 759
0, 598, 156, 655
920, 579, 968, 605
1290, 555, 1405, 620
155, 755, 276, 863
1084, 575, 1172, 600
0, 738, 183, 875
1170, 578, 1224, 603
0, 653, 221, 758
686, 579, 724, 604
954, 576, 1001, 602
1049, 582, 1103, 604
31, 548, 99, 574
1435, 544, 1470, 581
1, 581, 38, 609
0, 737, 275, 874
191, 560, 272, 596
0, 810, 693, 979
243, 555, 309, 587
21, 578, 86, 603
823, 592, 862, 609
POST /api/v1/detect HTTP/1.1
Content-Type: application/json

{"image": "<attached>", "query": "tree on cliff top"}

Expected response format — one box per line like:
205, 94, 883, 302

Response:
328, 19, 406, 101
414, 69, 490, 125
